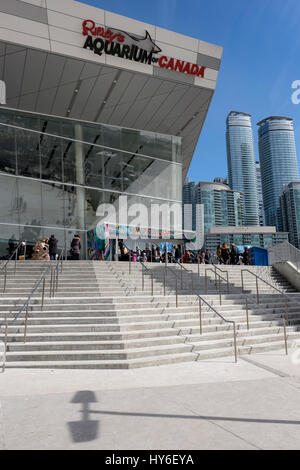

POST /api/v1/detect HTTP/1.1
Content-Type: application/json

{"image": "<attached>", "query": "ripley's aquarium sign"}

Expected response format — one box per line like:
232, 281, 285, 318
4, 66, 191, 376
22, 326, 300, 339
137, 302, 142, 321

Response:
82, 20, 206, 78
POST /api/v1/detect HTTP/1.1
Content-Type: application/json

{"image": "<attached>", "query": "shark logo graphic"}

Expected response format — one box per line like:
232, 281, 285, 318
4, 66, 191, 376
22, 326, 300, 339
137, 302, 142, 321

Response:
117, 29, 162, 54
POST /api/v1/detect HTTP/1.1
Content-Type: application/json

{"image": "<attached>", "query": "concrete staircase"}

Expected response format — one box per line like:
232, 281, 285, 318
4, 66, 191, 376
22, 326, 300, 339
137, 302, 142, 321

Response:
1, 261, 300, 369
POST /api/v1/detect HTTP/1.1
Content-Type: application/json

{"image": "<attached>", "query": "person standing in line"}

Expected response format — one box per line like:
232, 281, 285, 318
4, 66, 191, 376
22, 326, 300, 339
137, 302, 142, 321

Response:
71, 234, 81, 260
175, 245, 181, 264
48, 234, 58, 261
230, 243, 238, 265
221, 243, 230, 265
204, 249, 212, 264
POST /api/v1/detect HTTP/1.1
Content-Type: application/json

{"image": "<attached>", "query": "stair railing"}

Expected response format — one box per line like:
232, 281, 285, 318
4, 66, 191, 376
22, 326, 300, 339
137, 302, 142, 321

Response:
0, 249, 65, 367
166, 265, 238, 362
241, 268, 290, 354
205, 268, 228, 305
140, 261, 154, 296
1, 242, 24, 292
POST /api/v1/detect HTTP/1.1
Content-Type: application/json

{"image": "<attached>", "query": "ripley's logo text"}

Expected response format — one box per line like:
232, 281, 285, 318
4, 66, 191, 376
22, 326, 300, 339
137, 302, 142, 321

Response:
82, 20, 206, 78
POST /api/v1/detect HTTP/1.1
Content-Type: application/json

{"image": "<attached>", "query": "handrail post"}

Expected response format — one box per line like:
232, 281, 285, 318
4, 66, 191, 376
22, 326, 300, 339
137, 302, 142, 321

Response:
219, 276, 221, 305
241, 270, 244, 293
205, 272, 208, 295
142, 265, 144, 291
181, 267, 183, 290
176, 277, 178, 307
52, 269, 56, 298
164, 269, 166, 296
129, 252, 131, 274
24, 305, 29, 343
283, 318, 288, 355
197, 256, 200, 277
56, 265, 59, 292
285, 300, 289, 324
233, 323, 238, 363
15, 248, 17, 274
191, 271, 194, 295
61, 249, 63, 273
3, 266, 7, 293
151, 272, 153, 296
199, 298, 202, 335
49, 269, 53, 297
245, 298, 249, 330
226, 272, 229, 294
41, 278, 46, 310
2, 316, 8, 373
256, 277, 259, 304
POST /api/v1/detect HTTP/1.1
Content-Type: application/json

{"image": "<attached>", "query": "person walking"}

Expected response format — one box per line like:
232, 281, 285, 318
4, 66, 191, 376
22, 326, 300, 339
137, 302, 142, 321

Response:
230, 243, 238, 265
71, 234, 81, 260
221, 243, 230, 265
204, 249, 212, 264
175, 245, 181, 264
48, 234, 58, 261
17, 241, 26, 260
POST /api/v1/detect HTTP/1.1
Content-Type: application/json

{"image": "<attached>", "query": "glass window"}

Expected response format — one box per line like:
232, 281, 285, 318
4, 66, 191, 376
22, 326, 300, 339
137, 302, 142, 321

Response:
0, 124, 16, 175
18, 178, 42, 228
16, 128, 40, 179
41, 181, 65, 228
40, 134, 62, 182
0, 174, 19, 224
62, 139, 76, 184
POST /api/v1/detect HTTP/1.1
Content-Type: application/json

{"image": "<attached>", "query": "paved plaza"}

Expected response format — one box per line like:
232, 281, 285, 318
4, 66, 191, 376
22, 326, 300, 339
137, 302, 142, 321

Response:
1, 350, 300, 450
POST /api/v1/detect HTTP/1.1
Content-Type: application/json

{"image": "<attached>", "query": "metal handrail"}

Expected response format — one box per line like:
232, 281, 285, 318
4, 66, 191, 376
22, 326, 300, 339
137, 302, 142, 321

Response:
1, 249, 65, 362
140, 261, 154, 296
50, 249, 65, 297
165, 264, 179, 306
1, 242, 24, 292
167, 265, 237, 362
241, 268, 290, 354
212, 263, 230, 293
205, 268, 227, 305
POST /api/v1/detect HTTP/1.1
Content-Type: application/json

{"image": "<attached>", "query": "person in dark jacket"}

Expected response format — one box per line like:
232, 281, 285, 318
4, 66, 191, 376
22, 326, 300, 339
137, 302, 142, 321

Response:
48, 234, 58, 261
18, 241, 26, 260
230, 243, 238, 265
71, 234, 81, 260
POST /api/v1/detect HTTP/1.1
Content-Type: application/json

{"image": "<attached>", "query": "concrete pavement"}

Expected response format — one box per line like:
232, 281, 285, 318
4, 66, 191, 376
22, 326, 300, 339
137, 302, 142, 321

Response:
1, 349, 300, 450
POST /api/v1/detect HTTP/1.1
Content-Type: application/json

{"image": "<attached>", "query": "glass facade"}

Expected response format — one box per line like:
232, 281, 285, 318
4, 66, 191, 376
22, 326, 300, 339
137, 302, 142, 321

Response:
0, 107, 182, 259
280, 182, 300, 248
195, 182, 244, 234
258, 117, 299, 230
226, 112, 260, 225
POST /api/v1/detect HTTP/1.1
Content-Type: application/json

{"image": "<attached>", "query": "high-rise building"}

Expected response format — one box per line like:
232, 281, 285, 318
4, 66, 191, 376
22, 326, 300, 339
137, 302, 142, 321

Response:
195, 181, 244, 234
280, 182, 300, 248
182, 178, 196, 231
256, 161, 265, 226
226, 111, 260, 226
257, 116, 299, 230
213, 177, 227, 184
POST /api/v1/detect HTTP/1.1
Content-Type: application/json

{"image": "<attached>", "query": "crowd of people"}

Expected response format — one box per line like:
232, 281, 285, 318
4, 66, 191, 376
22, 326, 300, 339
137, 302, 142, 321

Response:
7, 236, 251, 265
216, 242, 251, 265
8, 234, 82, 261
118, 241, 252, 265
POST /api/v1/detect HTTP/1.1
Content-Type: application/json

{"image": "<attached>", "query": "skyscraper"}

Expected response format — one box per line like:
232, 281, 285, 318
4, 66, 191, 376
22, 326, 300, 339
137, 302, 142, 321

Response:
226, 111, 260, 226
182, 178, 196, 231
280, 182, 300, 248
195, 181, 244, 234
257, 116, 299, 230
256, 161, 265, 226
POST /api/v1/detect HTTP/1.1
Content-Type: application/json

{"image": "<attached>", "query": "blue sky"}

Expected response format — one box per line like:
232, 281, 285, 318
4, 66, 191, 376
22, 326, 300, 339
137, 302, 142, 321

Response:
82, 0, 300, 182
